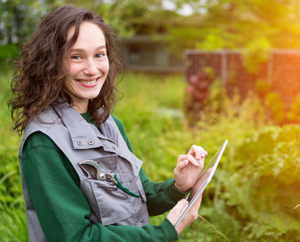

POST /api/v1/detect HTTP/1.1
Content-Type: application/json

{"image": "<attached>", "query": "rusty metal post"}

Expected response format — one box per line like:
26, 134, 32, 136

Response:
221, 50, 227, 86
267, 51, 273, 84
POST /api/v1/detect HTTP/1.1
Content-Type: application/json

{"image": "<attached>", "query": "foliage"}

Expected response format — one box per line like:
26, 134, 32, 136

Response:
0, 0, 48, 44
195, 33, 225, 50
113, 72, 187, 181
62, 0, 166, 38
113, 72, 258, 241
255, 79, 272, 97
242, 38, 271, 74
0, 44, 20, 71
0, 70, 28, 242
184, 78, 300, 241
4, 0, 300, 59
287, 94, 300, 123
226, 125, 300, 241
0, 184, 29, 242
164, 0, 300, 55
2, 70, 300, 241
0, 0, 185, 42
184, 69, 215, 122
265, 92, 286, 125
254, 84, 300, 126
253, 79, 291, 125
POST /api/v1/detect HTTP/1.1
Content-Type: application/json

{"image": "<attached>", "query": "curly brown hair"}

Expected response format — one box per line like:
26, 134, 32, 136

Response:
8, 5, 121, 135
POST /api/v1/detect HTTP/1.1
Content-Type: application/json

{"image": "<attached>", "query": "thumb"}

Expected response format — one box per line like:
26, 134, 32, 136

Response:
175, 159, 189, 174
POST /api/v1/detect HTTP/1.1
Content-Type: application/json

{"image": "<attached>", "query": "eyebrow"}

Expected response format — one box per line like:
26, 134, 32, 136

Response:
69, 45, 106, 52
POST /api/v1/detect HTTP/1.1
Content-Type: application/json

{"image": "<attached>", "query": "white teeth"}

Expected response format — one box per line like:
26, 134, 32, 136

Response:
77, 79, 97, 84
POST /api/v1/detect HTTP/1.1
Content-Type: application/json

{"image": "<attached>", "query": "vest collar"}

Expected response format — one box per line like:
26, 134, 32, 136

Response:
52, 100, 104, 150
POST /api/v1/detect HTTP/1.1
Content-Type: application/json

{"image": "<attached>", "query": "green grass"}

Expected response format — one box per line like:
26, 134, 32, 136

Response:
0, 71, 28, 242
113, 73, 257, 241
113, 72, 188, 181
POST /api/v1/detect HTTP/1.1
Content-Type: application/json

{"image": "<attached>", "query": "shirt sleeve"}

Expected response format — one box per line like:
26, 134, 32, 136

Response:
22, 132, 179, 242
139, 169, 188, 216
112, 115, 188, 215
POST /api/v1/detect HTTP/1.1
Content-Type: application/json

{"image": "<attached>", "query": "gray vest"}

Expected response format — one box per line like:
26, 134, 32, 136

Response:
18, 102, 150, 242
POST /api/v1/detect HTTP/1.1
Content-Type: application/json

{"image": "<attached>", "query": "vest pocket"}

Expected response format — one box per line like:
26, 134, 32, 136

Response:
132, 157, 147, 203
93, 154, 118, 173
91, 179, 133, 225
80, 154, 135, 226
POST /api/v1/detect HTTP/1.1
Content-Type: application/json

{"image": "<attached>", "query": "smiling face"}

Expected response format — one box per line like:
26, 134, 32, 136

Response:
64, 21, 109, 113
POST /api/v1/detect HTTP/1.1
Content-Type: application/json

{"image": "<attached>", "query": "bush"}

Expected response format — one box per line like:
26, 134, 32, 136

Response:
227, 125, 300, 241
0, 44, 20, 71
287, 94, 300, 123
265, 92, 286, 125
242, 38, 270, 74
183, 79, 300, 241
255, 79, 272, 97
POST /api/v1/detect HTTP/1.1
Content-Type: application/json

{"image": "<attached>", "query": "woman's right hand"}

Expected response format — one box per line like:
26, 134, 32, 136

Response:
167, 195, 202, 235
167, 168, 213, 235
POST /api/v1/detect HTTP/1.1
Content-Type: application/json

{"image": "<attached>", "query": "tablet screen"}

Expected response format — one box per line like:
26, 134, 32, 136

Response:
174, 140, 228, 227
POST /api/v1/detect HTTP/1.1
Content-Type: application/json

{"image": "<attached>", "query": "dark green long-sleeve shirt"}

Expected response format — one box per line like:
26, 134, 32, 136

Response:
21, 113, 187, 242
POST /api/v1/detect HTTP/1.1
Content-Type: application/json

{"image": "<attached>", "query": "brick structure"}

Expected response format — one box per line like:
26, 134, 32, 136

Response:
184, 49, 300, 106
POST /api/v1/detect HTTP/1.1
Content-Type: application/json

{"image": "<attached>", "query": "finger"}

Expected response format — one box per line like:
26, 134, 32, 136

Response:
178, 199, 188, 206
195, 195, 202, 208
177, 199, 189, 212
183, 195, 202, 222
176, 159, 189, 173
180, 199, 189, 213
191, 145, 207, 159
189, 145, 207, 160
186, 153, 200, 167
177, 154, 188, 163
190, 195, 202, 212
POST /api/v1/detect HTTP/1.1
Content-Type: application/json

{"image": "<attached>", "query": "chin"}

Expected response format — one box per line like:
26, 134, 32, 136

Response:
85, 93, 101, 100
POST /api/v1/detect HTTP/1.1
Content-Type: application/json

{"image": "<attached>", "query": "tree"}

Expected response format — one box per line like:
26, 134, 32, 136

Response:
61, 0, 183, 37
3, 0, 299, 57
0, 0, 50, 44
162, 0, 300, 55
0, 0, 182, 43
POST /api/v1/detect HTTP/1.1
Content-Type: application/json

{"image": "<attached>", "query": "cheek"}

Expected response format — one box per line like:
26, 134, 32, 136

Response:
68, 64, 81, 77
63, 76, 73, 89
101, 59, 110, 75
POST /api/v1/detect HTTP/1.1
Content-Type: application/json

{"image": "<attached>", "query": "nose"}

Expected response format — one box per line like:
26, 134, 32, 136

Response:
83, 58, 98, 76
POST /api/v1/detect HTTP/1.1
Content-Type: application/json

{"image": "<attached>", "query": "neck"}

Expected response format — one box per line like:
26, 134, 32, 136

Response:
72, 102, 88, 113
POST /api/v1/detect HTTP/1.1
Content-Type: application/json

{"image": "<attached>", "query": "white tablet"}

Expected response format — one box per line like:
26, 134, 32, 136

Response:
174, 140, 228, 227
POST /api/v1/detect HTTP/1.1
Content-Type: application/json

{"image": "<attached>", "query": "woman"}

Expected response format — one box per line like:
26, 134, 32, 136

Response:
9, 5, 207, 242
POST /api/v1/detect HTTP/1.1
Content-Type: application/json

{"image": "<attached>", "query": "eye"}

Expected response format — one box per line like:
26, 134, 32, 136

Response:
71, 55, 82, 60
95, 52, 106, 58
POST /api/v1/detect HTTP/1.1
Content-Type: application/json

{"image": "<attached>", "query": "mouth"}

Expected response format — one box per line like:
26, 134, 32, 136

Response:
76, 77, 100, 84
